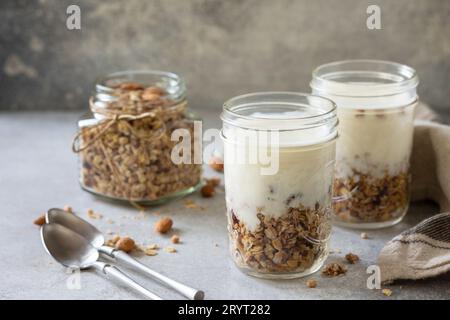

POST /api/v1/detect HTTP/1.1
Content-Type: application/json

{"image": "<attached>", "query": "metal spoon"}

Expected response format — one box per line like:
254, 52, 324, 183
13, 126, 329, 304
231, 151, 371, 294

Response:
46, 208, 204, 300
41, 223, 162, 300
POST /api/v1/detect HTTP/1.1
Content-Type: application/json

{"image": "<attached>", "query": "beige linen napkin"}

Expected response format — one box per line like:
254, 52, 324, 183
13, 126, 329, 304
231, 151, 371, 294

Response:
378, 103, 450, 284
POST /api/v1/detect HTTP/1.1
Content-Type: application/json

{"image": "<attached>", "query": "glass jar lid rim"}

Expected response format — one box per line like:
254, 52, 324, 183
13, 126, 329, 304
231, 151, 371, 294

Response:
311, 59, 419, 97
95, 70, 184, 91
221, 92, 337, 131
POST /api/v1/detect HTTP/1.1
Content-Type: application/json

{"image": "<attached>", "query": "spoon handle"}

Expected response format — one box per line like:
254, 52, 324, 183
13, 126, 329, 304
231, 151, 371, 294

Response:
102, 247, 204, 300
93, 261, 162, 300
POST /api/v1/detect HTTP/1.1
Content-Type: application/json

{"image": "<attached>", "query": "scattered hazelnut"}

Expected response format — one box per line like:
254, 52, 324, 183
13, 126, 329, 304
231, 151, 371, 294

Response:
34, 214, 46, 226
154, 217, 173, 234
209, 157, 224, 172
115, 236, 135, 253
360, 232, 369, 239
306, 279, 317, 288
382, 288, 393, 297
87, 209, 102, 219
171, 235, 180, 244
345, 253, 360, 264
201, 184, 215, 198
63, 205, 73, 213
205, 178, 221, 187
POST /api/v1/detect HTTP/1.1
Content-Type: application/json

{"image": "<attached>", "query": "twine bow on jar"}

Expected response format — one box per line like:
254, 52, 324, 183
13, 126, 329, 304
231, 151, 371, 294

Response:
72, 97, 185, 153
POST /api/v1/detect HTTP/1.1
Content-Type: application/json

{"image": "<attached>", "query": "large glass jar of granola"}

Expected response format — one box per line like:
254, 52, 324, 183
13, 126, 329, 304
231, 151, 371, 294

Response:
221, 92, 338, 279
311, 60, 419, 229
73, 70, 202, 204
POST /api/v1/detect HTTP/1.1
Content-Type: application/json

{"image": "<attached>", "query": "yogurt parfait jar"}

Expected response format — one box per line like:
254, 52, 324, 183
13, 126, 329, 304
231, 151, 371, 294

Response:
311, 60, 419, 228
221, 92, 338, 279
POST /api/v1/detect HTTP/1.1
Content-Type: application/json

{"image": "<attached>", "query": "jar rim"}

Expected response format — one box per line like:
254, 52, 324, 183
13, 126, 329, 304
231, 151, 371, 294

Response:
221, 92, 338, 131
310, 59, 419, 98
94, 70, 186, 102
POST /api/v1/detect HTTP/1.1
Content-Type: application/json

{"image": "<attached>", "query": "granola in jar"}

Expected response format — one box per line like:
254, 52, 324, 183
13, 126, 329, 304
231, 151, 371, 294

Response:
221, 92, 338, 279
311, 60, 419, 228
74, 71, 202, 204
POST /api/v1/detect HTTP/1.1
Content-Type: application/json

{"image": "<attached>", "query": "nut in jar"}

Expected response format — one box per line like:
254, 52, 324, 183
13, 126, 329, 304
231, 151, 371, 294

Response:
73, 71, 202, 204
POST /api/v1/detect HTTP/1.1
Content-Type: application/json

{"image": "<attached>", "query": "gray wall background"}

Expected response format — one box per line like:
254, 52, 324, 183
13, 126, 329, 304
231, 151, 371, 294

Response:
0, 0, 449, 112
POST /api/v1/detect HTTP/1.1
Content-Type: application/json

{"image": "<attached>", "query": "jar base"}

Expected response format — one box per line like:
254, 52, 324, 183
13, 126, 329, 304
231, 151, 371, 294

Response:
332, 214, 405, 230
233, 253, 327, 280
80, 181, 202, 206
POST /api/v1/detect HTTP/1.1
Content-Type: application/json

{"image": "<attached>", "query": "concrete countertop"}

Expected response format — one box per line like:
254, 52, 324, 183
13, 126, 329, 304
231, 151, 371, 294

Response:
0, 110, 449, 300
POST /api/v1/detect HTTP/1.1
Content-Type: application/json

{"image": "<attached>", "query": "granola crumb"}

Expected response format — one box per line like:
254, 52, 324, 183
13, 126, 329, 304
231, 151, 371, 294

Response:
345, 253, 360, 264
147, 243, 160, 250
144, 248, 158, 256
171, 235, 180, 244
322, 263, 347, 277
306, 279, 317, 288
201, 184, 215, 198
63, 205, 73, 213
360, 232, 369, 239
382, 288, 393, 297
165, 246, 177, 253
106, 235, 121, 247
184, 199, 204, 210
34, 214, 46, 226
154, 217, 173, 234
115, 236, 135, 253
87, 209, 103, 219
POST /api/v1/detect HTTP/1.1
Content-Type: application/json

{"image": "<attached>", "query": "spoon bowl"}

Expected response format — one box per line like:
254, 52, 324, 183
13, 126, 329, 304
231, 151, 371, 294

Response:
41, 223, 99, 269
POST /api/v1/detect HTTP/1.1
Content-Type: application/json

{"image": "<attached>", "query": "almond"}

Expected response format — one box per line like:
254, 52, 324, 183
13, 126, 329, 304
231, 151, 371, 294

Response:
154, 217, 173, 234
34, 214, 46, 226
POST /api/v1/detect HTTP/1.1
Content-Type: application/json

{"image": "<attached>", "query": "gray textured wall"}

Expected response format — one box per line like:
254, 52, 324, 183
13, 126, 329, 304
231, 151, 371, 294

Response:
1, 0, 449, 111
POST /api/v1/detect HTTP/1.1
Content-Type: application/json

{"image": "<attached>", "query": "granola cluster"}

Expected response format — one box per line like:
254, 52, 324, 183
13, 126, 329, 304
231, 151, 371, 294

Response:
78, 82, 201, 202
333, 169, 409, 224
229, 203, 331, 274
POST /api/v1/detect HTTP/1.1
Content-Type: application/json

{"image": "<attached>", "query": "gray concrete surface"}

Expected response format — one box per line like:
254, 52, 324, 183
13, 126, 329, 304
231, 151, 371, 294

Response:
0, 110, 449, 300
1, 0, 450, 112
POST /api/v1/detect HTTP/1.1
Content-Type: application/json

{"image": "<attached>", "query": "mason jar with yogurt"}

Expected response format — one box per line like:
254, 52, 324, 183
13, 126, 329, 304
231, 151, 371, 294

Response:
221, 92, 338, 279
311, 60, 419, 229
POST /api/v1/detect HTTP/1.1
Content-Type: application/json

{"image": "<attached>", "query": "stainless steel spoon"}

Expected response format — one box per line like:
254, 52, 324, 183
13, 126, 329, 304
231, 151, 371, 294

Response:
46, 208, 204, 300
41, 223, 162, 300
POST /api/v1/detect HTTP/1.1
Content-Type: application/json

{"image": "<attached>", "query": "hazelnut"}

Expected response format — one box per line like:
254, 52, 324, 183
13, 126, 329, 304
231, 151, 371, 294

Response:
205, 178, 221, 187
171, 235, 180, 244
306, 279, 317, 288
141, 92, 161, 102
208, 157, 224, 172
115, 236, 135, 253
154, 217, 173, 234
34, 214, 46, 226
201, 184, 215, 198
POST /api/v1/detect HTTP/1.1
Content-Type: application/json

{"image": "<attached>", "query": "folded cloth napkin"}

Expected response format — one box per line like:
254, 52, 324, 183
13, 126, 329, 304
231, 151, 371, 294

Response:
378, 103, 450, 284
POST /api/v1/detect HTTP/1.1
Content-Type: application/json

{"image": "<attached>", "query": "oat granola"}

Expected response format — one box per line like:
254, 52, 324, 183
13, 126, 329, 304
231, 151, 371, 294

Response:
333, 169, 409, 224
229, 203, 331, 274
76, 79, 201, 202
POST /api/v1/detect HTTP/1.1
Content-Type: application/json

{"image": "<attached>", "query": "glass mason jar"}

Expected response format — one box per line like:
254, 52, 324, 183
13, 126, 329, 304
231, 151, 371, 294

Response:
311, 60, 419, 229
221, 92, 338, 279
73, 70, 202, 204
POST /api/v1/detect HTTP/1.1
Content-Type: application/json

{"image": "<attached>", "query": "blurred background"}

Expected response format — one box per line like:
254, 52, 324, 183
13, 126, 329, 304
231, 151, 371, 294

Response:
0, 0, 449, 116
